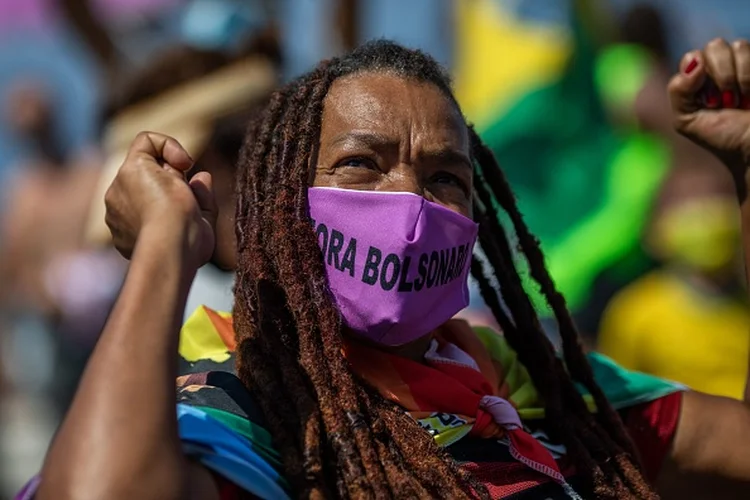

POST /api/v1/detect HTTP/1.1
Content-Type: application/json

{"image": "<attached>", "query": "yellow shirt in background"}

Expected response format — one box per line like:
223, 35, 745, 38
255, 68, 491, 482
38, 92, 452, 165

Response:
598, 271, 750, 399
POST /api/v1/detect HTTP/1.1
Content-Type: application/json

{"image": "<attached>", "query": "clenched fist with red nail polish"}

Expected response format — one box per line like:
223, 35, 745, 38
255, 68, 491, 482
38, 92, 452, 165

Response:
669, 38, 750, 182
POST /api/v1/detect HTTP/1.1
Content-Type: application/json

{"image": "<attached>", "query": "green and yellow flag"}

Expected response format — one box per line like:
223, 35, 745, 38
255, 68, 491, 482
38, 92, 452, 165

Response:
455, 0, 670, 315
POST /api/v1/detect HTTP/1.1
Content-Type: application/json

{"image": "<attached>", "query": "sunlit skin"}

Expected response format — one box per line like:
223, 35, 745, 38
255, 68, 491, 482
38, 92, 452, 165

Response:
314, 73, 473, 216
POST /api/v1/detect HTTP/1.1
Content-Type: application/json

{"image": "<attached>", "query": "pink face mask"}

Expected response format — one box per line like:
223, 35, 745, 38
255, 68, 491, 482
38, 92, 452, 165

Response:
308, 187, 478, 346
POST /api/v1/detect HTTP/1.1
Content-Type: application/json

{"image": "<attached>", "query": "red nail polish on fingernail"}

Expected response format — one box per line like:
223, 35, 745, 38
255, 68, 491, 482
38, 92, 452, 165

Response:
723, 90, 737, 108
685, 58, 698, 74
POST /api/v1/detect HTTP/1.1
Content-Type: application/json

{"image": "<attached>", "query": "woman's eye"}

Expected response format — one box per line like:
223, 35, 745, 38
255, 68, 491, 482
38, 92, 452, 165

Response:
433, 172, 469, 193
339, 157, 377, 170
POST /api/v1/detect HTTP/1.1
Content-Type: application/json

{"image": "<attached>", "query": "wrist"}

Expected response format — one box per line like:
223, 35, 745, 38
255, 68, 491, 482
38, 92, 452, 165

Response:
137, 220, 203, 275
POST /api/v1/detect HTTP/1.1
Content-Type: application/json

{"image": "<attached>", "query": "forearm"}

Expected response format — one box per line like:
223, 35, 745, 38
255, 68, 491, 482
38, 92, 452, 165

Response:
659, 391, 750, 499
661, 171, 750, 495
37, 224, 197, 500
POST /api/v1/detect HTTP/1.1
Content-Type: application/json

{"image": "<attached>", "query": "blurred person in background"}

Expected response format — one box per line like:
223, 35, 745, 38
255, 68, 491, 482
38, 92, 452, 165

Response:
0, 77, 115, 498
23, 38, 750, 500
598, 164, 749, 399
0, 30, 277, 497
85, 36, 279, 321
564, 3, 674, 339
0, 80, 113, 340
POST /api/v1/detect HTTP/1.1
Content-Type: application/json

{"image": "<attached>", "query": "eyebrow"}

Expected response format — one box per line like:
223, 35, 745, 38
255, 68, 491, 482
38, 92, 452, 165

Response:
330, 131, 472, 170
419, 148, 473, 172
329, 131, 399, 148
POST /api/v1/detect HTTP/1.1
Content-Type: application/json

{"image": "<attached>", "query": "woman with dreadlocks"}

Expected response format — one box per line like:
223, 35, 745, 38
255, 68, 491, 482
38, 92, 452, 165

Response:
27, 39, 750, 500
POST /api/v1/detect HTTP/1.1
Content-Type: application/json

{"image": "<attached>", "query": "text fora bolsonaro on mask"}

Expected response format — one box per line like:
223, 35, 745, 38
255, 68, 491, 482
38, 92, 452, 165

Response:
308, 187, 478, 346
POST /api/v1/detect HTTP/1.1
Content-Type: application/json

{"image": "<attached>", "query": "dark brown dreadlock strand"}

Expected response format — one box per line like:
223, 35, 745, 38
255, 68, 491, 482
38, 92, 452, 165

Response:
233, 40, 656, 499
469, 129, 656, 499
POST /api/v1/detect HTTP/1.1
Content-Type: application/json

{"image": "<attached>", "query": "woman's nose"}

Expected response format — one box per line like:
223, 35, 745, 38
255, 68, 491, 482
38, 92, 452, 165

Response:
381, 166, 429, 199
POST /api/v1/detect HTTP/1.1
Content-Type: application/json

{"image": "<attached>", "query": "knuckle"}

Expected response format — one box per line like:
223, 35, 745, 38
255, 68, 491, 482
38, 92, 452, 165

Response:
131, 132, 149, 148
707, 37, 728, 49
683, 49, 699, 61
666, 78, 686, 99
672, 113, 690, 129
134, 130, 152, 142
133, 155, 151, 169
131, 131, 158, 152
104, 187, 115, 207
732, 39, 750, 51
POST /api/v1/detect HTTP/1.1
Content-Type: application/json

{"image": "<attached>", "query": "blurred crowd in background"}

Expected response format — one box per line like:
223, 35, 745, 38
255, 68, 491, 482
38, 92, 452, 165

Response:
0, 0, 749, 497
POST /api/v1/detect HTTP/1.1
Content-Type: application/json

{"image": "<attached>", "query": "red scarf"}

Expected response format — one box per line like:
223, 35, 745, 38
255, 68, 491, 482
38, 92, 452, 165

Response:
345, 320, 580, 498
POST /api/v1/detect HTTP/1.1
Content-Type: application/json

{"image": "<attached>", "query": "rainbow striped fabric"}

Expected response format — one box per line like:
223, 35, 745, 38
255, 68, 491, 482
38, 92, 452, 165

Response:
15, 305, 684, 499
174, 306, 683, 498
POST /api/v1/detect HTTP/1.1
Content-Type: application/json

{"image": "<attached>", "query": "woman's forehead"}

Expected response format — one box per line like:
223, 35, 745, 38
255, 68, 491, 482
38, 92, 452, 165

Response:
320, 72, 469, 151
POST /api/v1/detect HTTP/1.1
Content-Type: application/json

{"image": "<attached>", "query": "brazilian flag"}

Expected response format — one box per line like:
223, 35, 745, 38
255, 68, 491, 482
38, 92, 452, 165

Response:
454, 0, 670, 322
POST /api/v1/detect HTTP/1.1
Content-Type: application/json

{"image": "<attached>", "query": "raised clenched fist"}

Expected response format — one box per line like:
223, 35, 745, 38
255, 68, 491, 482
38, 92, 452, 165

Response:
669, 38, 750, 180
104, 132, 217, 268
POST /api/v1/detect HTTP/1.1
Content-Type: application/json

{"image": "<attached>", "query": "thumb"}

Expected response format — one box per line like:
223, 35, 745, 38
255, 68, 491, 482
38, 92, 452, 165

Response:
189, 171, 218, 227
668, 50, 707, 117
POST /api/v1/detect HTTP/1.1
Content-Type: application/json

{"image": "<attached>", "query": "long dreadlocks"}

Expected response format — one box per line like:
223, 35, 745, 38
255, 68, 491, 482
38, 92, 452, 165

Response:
233, 40, 657, 499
